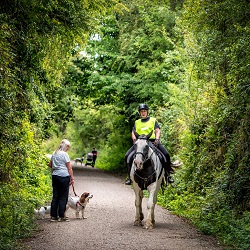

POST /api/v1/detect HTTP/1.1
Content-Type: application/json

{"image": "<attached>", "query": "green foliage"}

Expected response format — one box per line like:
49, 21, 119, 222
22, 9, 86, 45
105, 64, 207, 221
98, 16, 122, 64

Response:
68, 102, 131, 171
0, 119, 51, 249
65, 0, 182, 115
177, 0, 250, 210
97, 136, 128, 172
157, 1, 250, 249
0, 0, 126, 248
115, 0, 182, 109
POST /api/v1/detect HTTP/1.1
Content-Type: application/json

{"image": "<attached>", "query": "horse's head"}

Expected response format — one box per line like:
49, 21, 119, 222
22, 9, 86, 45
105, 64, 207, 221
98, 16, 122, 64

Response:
133, 131, 152, 171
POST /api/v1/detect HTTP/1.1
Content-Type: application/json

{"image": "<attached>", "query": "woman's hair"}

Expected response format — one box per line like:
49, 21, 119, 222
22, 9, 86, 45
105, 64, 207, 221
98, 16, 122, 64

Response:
55, 139, 70, 153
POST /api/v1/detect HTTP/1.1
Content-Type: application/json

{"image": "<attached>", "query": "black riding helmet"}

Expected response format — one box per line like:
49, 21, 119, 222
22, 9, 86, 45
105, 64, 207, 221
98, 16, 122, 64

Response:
138, 103, 149, 111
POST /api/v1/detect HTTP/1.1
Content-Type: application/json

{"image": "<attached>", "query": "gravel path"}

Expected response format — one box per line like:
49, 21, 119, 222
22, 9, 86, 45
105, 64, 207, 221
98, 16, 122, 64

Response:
22, 163, 224, 250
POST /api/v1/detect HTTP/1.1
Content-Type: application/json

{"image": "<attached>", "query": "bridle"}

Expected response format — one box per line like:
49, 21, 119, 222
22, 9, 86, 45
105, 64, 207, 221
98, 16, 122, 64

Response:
133, 140, 159, 189
133, 138, 154, 164
133, 137, 163, 179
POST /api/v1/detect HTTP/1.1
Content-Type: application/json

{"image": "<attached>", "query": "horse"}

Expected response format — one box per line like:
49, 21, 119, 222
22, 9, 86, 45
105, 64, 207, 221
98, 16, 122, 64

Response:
130, 131, 165, 229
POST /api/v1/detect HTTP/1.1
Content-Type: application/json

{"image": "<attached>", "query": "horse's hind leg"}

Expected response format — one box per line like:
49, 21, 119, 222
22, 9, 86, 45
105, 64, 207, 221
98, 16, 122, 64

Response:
134, 189, 144, 226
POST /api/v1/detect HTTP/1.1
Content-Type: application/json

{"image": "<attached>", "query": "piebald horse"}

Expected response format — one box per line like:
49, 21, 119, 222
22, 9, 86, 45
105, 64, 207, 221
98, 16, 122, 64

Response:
130, 131, 165, 229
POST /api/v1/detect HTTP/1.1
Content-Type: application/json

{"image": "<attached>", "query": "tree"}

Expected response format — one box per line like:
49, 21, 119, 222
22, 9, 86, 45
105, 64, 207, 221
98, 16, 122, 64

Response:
0, 0, 125, 247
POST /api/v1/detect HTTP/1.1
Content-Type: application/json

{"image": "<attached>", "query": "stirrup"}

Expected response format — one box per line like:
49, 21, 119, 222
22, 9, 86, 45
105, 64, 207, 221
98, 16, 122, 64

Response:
167, 176, 174, 183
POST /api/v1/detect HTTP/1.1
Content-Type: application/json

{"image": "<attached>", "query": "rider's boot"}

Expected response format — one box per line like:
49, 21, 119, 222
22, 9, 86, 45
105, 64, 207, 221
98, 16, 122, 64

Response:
165, 163, 174, 184
125, 163, 132, 185
167, 176, 174, 183
167, 161, 182, 183
125, 178, 132, 185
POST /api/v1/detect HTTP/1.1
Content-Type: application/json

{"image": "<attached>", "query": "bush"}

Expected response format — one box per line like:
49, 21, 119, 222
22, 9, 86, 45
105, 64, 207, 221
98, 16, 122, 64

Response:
0, 120, 51, 249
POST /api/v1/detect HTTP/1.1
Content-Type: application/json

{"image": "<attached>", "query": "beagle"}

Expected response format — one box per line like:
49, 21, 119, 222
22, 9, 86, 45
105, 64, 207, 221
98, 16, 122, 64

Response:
66, 192, 93, 219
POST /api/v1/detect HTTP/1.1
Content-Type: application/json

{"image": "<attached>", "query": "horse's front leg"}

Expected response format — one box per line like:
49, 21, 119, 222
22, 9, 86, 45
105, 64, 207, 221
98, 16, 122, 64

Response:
144, 184, 158, 229
133, 187, 144, 226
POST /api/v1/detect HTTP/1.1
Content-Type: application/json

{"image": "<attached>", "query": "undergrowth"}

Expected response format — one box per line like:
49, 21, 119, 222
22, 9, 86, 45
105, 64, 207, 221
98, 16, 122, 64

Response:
157, 176, 250, 250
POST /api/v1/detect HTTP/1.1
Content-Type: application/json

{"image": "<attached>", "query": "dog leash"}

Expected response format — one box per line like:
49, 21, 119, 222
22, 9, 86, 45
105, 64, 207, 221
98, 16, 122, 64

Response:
71, 184, 78, 196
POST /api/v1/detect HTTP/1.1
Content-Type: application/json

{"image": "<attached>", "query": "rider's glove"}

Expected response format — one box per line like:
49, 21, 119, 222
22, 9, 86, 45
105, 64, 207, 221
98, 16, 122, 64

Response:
154, 139, 160, 146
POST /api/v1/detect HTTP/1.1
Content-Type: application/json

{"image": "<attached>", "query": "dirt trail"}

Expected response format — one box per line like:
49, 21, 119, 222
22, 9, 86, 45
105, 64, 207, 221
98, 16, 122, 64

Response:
22, 163, 224, 250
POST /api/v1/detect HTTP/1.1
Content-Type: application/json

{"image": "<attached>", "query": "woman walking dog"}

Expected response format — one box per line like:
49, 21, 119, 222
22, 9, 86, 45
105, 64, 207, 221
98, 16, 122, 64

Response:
48, 139, 75, 222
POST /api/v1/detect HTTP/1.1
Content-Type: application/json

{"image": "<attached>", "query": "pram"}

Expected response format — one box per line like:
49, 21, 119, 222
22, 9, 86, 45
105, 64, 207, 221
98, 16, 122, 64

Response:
85, 152, 94, 167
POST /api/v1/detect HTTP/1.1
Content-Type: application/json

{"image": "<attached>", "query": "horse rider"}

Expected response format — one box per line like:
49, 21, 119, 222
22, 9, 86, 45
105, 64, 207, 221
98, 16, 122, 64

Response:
125, 103, 175, 185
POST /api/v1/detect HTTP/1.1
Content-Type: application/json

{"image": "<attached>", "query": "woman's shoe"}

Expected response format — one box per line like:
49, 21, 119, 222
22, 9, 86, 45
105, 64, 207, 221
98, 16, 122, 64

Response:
50, 217, 58, 222
58, 217, 70, 222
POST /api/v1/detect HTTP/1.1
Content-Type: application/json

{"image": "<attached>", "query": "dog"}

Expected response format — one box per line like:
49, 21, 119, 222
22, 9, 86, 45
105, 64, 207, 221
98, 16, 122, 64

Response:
34, 206, 51, 219
66, 192, 93, 219
74, 155, 85, 166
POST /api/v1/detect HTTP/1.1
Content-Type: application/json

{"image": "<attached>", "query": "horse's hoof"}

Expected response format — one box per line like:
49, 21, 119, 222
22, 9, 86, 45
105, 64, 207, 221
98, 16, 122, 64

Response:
143, 225, 154, 230
143, 223, 153, 229
133, 220, 142, 226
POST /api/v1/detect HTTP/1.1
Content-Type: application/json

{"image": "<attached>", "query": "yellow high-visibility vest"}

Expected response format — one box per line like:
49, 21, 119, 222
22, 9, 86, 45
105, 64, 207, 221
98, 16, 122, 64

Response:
135, 117, 156, 139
